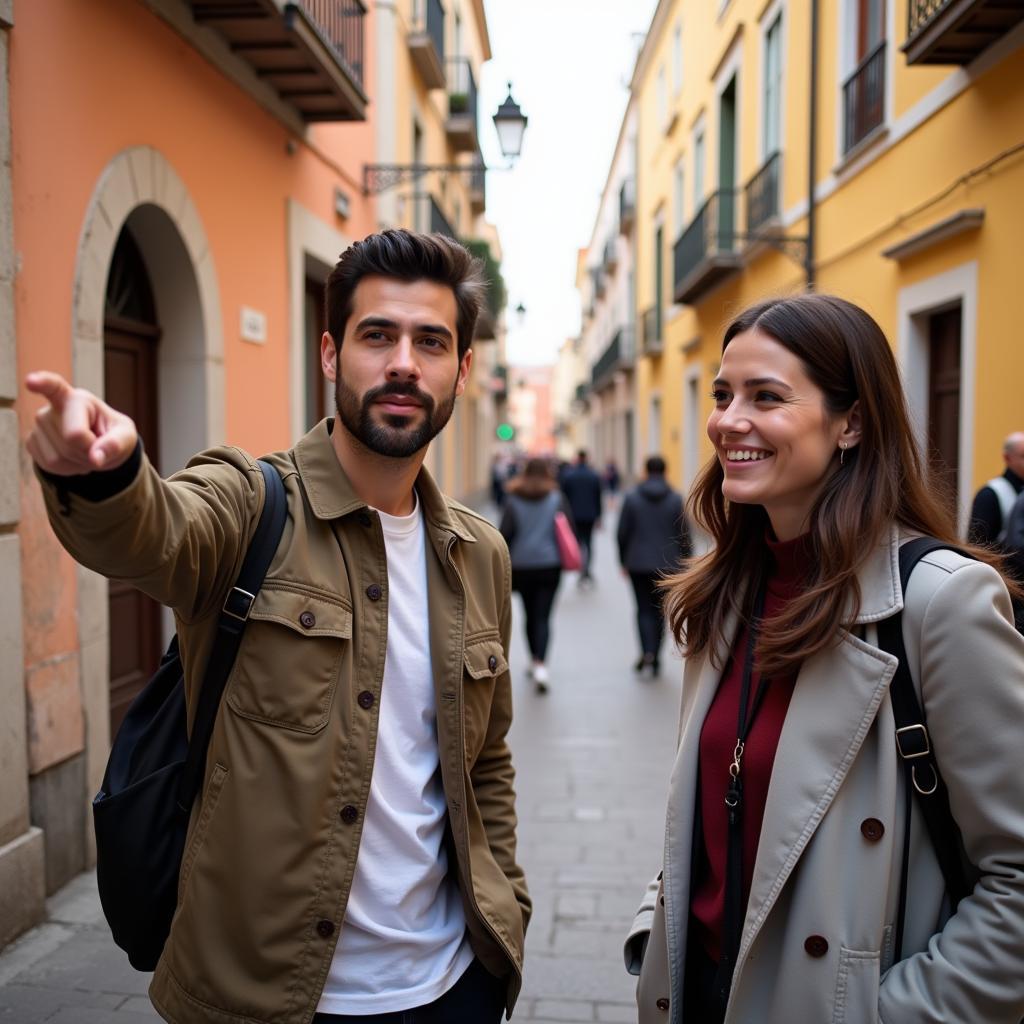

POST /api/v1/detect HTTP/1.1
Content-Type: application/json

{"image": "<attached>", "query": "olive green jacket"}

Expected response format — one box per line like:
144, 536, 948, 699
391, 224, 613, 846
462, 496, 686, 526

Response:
37, 419, 530, 1024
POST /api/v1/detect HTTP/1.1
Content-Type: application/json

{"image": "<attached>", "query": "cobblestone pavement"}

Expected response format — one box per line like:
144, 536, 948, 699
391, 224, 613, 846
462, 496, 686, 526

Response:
0, 508, 682, 1023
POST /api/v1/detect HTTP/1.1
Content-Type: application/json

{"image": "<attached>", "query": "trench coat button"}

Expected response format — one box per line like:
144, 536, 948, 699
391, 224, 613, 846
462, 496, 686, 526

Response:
861, 818, 885, 842
656, 997, 670, 1011
804, 935, 829, 958
357, 690, 375, 710
357, 511, 372, 527
299, 611, 316, 629
366, 583, 383, 601
488, 654, 498, 672
659, 896, 665, 906
340, 804, 359, 825
316, 919, 335, 938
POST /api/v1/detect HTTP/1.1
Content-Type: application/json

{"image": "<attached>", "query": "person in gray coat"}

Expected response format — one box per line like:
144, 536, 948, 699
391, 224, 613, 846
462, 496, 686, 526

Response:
617, 456, 692, 677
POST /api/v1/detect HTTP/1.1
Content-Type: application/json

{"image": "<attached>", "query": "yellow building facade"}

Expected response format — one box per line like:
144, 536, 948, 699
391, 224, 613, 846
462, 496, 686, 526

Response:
631, 0, 1024, 527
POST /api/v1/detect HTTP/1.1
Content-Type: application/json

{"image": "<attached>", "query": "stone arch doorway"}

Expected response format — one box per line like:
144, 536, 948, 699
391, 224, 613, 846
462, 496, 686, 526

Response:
72, 147, 224, 815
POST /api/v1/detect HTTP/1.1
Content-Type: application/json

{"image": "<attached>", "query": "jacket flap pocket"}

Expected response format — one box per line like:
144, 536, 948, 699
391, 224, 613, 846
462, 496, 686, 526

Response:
463, 638, 508, 680
248, 587, 352, 638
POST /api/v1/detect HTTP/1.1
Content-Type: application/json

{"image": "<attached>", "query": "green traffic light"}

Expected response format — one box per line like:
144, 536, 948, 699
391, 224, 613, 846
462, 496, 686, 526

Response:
496, 423, 515, 442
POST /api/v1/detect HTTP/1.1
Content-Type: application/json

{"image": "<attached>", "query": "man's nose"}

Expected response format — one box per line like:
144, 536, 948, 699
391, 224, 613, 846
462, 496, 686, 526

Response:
386, 336, 420, 380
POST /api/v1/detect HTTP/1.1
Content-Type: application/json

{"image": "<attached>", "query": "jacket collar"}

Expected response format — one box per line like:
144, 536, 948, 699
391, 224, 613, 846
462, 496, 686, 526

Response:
293, 419, 475, 543
846, 523, 903, 625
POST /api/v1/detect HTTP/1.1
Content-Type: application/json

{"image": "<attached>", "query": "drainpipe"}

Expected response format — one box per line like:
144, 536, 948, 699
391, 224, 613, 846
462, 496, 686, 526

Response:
806, 0, 819, 290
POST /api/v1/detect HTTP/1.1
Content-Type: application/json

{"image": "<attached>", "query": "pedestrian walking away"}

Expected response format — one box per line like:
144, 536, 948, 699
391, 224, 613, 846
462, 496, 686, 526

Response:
25, 230, 530, 1024
500, 457, 573, 694
625, 294, 1024, 1023
560, 448, 603, 585
616, 455, 692, 678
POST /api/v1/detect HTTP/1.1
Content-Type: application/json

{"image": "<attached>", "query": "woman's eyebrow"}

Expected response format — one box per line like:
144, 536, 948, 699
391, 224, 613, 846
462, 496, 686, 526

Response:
712, 375, 793, 391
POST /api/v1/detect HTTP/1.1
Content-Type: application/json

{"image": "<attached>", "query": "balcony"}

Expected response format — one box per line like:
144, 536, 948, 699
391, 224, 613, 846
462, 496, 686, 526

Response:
745, 152, 781, 237
429, 195, 457, 239
574, 382, 590, 405
842, 43, 886, 155
904, 0, 1024, 65
407, 0, 446, 89
603, 237, 618, 273
619, 177, 636, 234
469, 159, 486, 215
672, 190, 741, 305
592, 330, 623, 390
446, 59, 479, 152
641, 306, 662, 356
189, 0, 368, 121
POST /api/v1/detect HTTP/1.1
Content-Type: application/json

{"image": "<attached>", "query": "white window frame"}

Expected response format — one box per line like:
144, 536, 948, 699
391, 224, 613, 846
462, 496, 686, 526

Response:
673, 156, 686, 237
712, 33, 743, 198
672, 20, 684, 96
759, 0, 786, 163
657, 64, 668, 133
691, 113, 706, 214
683, 365, 702, 492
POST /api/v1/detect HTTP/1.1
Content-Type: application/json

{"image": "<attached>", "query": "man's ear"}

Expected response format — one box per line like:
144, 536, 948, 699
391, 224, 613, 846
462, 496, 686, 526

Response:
455, 348, 473, 397
321, 332, 338, 381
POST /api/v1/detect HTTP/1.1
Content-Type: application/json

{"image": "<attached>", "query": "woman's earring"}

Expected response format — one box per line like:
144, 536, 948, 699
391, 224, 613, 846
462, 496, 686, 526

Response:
840, 442, 848, 466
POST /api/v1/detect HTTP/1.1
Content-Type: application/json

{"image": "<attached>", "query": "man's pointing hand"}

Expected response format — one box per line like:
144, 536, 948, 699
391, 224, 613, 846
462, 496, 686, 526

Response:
25, 371, 138, 476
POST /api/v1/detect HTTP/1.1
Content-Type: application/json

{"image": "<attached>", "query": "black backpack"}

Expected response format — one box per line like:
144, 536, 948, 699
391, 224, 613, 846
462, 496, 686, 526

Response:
877, 537, 979, 960
92, 459, 287, 971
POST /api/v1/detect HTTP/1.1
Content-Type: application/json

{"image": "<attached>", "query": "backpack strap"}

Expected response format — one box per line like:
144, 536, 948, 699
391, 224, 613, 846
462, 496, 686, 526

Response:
876, 537, 973, 960
987, 476, 1018, 542
176, 460, 288, 812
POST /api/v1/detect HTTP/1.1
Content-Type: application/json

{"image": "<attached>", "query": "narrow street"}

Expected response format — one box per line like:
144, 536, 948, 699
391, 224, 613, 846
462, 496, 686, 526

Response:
0, 509, 683, 1023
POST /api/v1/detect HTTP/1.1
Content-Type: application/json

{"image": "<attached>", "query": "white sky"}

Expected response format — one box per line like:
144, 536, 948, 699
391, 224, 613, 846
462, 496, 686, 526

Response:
477, 0, 659, 366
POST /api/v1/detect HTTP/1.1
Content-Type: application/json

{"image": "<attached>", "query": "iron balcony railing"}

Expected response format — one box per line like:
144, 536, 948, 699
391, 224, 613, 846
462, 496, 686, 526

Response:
674, 190, 737, 289
592, 329, 623, 389
447, 58, 478, 124
603, 237, 618, 271
907, 0, 950, 37
745, 152, 781, 236
296, 0, 366, 88
842, 42, 886, 154
641, 306, 661, 354
429, 196, 457, 240
619, 177, 636, 234
469, 159, 486, 212
574, 382, 590, 405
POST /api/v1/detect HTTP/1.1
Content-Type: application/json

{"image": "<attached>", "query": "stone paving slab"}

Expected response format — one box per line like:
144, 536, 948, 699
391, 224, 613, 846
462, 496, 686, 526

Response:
0, 510, 681, 1022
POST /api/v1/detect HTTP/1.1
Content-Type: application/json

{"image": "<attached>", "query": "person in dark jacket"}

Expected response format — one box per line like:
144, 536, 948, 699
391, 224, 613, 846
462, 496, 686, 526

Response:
500, 458, 573, 693
967, 432, 1024, 547
617, 455, 692, 677
560, 449, 603, 584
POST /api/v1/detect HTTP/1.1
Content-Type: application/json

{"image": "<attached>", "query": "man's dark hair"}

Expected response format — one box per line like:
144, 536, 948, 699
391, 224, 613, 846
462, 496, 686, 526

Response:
576, 449, 589, 463
325, 230, 486, 360
645, 455, 666, 476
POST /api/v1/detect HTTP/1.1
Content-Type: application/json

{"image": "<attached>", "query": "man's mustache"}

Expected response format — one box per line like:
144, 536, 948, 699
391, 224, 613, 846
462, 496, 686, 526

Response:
364, 382, 433, 408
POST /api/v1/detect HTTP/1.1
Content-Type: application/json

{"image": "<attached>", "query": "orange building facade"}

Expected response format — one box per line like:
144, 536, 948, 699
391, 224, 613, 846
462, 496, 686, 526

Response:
2, 0, 506, 947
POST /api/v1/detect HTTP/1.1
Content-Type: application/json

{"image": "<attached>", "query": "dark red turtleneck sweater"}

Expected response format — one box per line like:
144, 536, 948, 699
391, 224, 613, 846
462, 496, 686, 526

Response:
689, 532, 813, 962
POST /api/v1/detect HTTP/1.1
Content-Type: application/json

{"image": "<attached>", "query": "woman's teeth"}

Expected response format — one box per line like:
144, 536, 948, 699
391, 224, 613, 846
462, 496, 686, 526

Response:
726, 450, 772, 461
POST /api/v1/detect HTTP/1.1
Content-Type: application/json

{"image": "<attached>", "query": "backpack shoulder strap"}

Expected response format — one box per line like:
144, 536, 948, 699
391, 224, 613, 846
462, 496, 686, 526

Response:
176, 460, 287, 811
987, 477, 1018, 540
876, 536, 973, 960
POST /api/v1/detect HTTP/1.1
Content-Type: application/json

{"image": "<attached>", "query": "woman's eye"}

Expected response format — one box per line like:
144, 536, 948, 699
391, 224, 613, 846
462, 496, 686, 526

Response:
709, 389, 730, 403
755, 391, 783, 403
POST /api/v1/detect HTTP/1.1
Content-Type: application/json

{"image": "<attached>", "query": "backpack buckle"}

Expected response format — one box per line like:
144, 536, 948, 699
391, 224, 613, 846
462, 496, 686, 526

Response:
895, 723, 931, 760
223, 586, 256, 622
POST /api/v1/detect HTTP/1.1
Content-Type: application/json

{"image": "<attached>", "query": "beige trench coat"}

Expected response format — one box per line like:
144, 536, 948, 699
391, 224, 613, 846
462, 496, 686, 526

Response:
626, 527, 1024, 1023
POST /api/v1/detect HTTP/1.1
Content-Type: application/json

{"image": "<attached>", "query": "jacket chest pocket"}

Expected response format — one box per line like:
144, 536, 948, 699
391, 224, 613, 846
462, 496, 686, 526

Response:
462, 636, 507, 761
226, 587, 352, 733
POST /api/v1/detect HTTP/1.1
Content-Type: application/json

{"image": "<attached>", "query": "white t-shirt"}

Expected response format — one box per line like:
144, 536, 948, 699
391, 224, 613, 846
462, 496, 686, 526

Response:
316, 492, 473, 1015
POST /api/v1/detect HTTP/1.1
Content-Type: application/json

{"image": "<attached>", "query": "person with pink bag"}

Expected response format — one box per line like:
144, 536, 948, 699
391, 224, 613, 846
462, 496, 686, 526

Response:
499, 458, 575, 693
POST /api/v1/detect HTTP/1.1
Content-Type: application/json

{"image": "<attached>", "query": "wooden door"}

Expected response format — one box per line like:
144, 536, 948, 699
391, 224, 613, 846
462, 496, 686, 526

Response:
104, 228, 162, 735
927, 307, 961, 516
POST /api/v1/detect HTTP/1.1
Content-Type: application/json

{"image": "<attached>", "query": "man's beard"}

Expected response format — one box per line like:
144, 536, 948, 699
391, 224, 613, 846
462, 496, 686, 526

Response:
334, 370, 457, 459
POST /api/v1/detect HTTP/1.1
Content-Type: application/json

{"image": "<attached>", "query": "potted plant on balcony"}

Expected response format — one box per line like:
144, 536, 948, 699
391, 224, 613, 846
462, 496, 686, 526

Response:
449, 92, 469, 115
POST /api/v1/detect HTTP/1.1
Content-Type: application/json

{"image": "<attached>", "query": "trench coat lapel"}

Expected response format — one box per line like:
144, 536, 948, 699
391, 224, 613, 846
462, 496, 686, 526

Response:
735, 612, 899, 972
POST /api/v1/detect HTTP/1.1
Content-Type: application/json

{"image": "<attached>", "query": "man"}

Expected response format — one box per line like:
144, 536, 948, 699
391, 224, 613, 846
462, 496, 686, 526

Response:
616, 456, 691, 677
559, 448, 603, 584
968, 431, 1024, 546
26, 231, 529, 1024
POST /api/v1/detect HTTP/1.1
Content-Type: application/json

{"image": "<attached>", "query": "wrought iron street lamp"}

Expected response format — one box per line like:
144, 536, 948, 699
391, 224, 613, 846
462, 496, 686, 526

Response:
363, 83, 528, 195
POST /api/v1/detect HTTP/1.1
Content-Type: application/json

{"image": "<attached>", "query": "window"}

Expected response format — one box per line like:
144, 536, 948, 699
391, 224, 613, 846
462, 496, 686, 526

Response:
843, 0, 887, 153
693, 130, 705, 210
657, 65, 667, 132
672, 21, 683, 95
673, 158, 685, 236
763, 14, 782, 157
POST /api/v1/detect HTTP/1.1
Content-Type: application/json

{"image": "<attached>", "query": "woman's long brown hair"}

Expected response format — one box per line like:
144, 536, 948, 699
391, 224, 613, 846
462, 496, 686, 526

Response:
663, 293, 1021, 677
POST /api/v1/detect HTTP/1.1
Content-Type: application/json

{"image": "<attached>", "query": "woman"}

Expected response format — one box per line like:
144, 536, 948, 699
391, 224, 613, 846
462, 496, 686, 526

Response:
500, 457, 572, 693
625, 294, 1024, 1023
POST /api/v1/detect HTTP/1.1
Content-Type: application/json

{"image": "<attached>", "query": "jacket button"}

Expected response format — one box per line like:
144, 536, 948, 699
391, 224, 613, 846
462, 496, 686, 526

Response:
316, 919, 335, 938
860, 818, 885, 841
804, 935, 829, 958
488, 654, 498, 671
340, 804, 359, 824
357, 690, 375, 710
357, 511, 372, 527
299, 611, 316, 629
366, 583, 382, 601
656, 997, 670, 1011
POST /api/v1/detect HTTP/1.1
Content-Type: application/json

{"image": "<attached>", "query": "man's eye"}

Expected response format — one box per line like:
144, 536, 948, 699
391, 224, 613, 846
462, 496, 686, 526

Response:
420, 336, 444, 348
365, 331, 389, 341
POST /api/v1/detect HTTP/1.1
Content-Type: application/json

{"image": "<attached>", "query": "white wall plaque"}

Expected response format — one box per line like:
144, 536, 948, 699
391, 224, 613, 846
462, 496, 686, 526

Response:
240, 306, 267, 344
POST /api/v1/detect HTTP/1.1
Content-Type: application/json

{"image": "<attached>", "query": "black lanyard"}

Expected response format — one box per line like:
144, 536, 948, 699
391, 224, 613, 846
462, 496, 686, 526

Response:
714, 586, 770, 1011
